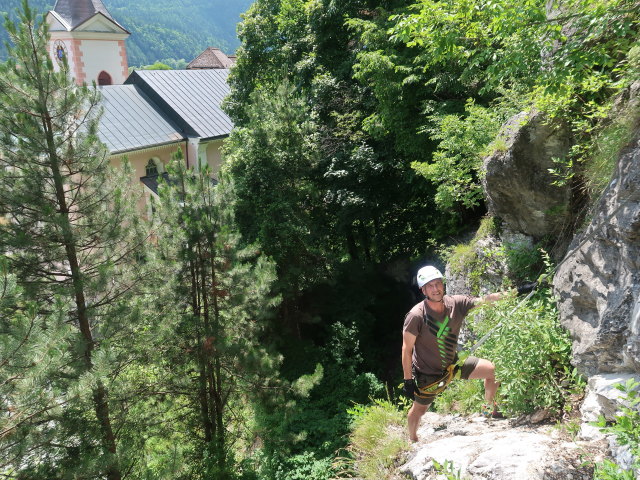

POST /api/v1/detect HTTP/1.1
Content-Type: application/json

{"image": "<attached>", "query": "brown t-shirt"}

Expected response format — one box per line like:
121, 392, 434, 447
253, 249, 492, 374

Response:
403, 295, 476, 375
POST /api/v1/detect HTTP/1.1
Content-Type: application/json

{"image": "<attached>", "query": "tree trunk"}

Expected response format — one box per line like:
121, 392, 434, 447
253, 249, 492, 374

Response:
346, 227, 360, 261
197, 242, 225, 469
43, 112, 121, 480
190, 249, 214, 444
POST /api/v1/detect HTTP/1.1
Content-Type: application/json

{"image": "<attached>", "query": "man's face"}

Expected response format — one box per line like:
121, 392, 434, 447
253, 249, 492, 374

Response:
422, 278, 444, 302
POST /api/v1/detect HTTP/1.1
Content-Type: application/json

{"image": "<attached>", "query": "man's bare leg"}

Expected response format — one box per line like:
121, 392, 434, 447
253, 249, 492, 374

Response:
407, 401, 429, 442
468, 358, 499, 403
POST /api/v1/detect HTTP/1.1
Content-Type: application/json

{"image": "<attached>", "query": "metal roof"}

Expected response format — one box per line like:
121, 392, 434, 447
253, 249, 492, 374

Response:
97, 85, 184, 154
126, 69, 233, 140
52, 0, 126, 31
140, 172, 170, 195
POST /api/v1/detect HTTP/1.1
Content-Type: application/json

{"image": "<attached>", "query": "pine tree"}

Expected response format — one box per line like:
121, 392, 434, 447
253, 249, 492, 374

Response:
0, 258, 79, 477
0, 2, 148, 477
152, 151, 280, 478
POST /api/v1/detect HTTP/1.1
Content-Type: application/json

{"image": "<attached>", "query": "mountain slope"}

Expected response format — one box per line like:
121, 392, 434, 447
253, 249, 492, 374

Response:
0, 0, 252, 66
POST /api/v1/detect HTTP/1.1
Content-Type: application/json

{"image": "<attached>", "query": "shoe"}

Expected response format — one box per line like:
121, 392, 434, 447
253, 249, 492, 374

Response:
482, 404, 505, 419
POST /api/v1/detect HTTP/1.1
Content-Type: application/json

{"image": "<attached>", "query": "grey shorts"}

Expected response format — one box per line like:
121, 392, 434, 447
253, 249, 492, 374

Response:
412, 356, 480, 406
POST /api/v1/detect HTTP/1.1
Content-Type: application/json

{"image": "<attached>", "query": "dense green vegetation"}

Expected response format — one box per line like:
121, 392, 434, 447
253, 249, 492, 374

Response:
224, 0, 639, 477
108, 0, 253, 67
1, 0, 639, 479
0, 0, 251, 66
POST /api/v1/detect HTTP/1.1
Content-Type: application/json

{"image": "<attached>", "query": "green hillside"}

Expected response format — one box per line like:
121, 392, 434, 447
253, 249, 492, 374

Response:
0, 0, 252, 66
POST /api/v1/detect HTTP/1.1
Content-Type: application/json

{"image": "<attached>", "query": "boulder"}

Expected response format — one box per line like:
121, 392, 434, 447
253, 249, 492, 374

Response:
578, 373, 640, 475
579, 373, 640, 439
580, 374, 640, 423
445, 225, 535, 298
483, 111, 572, 238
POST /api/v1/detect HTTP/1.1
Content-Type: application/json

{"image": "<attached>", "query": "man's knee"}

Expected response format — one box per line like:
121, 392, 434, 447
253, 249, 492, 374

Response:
468, 358, 496, 380
409, 401, 429, 416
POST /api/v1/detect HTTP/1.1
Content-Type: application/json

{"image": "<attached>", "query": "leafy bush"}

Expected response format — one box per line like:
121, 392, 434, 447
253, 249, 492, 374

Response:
270, 452, 333, 480
447, 217, 501, 292
344, 400, 407, 480
241, 450, 332, 480
594, 461, 636, 480
467, 279, 583, 415
412, 99, 514, 211
434, 375, 484, 415
433, 460, 468, 480
503, 240, 544, 284
250, 316, 386, 480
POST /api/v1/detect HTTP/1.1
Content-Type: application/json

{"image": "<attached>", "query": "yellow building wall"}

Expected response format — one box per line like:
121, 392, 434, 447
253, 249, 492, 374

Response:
109, 139, 226, 215
205, 139, 225, 178
110, 142, 186, 214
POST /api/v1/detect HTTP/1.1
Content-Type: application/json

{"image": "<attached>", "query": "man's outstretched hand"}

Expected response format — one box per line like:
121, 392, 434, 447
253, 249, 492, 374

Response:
516, 281, 538, 296
403, 379, 417, 400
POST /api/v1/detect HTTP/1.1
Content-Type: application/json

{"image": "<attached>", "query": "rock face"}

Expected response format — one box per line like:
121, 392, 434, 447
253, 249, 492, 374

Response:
444, 233, 506, 297
579, 373, 639, 440
445, 228, 535, 297
483, 111, 572, 238
553, 128, 640, 376
418, 85, 640, 480
400, 412, 603, 480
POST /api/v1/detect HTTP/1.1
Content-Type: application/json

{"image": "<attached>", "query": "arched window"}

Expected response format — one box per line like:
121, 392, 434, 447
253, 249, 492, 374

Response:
98, 71, 112, 86
145, 158, 159, 176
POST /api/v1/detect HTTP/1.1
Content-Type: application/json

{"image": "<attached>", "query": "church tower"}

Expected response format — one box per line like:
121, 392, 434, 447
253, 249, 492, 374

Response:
46, 0, 130, 86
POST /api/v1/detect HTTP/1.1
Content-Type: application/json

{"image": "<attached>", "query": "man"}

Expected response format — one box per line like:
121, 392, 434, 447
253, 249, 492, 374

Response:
402, 265, 508, 442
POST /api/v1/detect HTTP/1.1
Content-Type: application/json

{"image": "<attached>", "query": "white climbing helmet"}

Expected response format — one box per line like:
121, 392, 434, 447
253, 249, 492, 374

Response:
416, 266, 443, 288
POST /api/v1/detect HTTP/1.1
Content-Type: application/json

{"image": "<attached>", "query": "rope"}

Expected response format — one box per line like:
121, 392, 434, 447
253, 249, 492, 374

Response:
469, 285, 539, 353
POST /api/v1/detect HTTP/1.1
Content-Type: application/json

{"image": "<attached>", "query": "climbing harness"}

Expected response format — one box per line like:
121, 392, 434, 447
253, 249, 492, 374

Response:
414, 304, 462, 399
415, 362, 461, 401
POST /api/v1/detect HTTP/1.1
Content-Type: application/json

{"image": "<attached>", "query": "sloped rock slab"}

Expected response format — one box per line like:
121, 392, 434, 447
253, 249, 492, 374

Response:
400, 412, 600, 480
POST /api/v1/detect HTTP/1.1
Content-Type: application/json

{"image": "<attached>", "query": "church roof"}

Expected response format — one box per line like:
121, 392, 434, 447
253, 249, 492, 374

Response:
187, 47, 236, 70
97, 85, 184, 154
51, 0, 127, 31
125, 69, 233, 140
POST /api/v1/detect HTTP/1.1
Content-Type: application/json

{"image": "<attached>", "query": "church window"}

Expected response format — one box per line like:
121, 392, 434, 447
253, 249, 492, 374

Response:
98, 71, 112, 86
145, 159, 158, 176
145, 157, 164, 177
53, 40, 67, 65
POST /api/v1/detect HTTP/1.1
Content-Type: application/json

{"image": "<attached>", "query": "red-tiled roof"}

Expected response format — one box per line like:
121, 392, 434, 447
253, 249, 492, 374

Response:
187, 47, 236, 70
